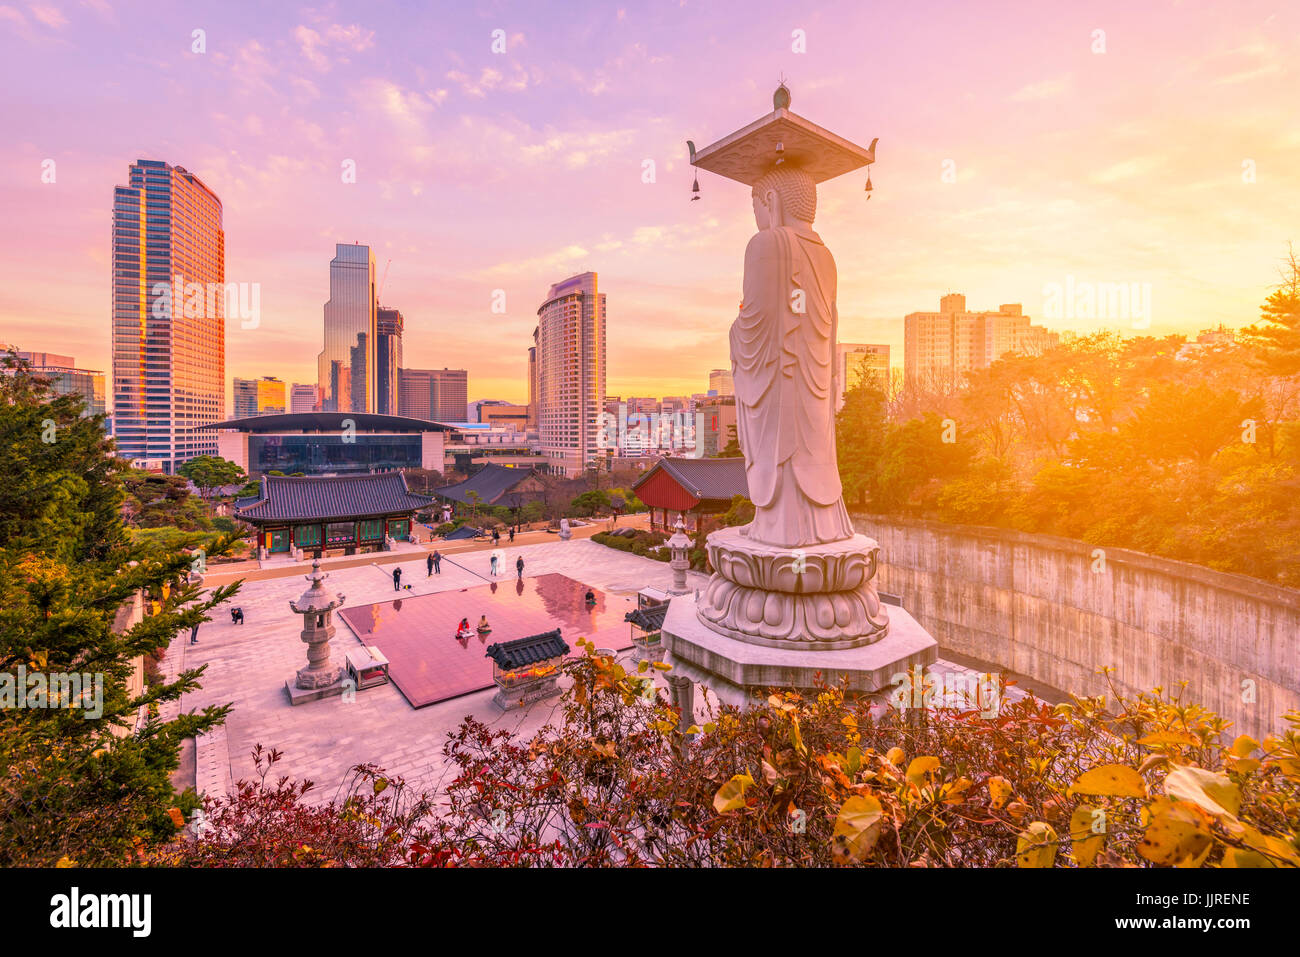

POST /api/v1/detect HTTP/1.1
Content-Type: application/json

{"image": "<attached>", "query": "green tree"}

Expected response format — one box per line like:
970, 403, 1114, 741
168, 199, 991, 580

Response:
715, 424, 742, 458
835, 383, 888, 507
1242, 244, 1300, 377
0, 360, 239, 865
569, 489, 612, 517
177, 454, 247, 503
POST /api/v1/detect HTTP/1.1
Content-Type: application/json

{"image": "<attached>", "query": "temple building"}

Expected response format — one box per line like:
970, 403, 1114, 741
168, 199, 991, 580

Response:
632, 456, 747, 530
435, 463, 546, 509
235, 472, 434, 556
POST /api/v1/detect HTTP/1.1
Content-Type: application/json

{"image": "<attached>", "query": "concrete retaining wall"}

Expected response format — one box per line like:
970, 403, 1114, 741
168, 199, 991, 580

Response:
851, 515, 1300, 741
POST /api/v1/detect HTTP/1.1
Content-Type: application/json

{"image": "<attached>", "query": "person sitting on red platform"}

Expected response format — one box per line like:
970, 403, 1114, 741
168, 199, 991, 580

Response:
456, 617, 473, 640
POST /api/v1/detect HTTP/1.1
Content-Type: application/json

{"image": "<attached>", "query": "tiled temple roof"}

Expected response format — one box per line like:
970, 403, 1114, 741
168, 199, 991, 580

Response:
632, 456, 748, 502
484, 629, 570, 670
234, 473, 433, 524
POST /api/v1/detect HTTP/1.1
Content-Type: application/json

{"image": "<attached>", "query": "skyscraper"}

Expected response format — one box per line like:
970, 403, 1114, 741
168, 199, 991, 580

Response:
289, 383, 317, 413
376, 306, 404, 415
111, 159, 225, 471
317, 243, 376, 413
535, 271, 606, 476
233, 376, 286, 417
398, 368, 468, 421
708, 368, 735, 396
527, 342, 537, 428
904, 295, 1058, 390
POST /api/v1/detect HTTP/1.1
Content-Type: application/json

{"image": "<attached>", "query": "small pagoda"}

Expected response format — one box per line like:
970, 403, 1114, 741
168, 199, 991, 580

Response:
285, 559, 348, 705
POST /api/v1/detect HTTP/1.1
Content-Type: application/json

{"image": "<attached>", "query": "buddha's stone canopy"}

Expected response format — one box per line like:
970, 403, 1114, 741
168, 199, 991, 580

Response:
688, 85, 877, 187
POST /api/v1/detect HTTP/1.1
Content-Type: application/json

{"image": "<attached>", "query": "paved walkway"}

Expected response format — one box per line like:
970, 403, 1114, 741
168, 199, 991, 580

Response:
204, 513, 653, 586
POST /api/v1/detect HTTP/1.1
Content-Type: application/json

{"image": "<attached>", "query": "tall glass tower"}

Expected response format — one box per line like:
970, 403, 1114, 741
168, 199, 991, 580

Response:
317, 243, 377, 413
111, 159, 225, 472
376, 306, 404, 415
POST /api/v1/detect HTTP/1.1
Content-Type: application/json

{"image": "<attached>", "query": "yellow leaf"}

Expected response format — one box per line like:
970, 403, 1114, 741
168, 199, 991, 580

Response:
167, 807, 185, 829
650, 661, 671, 671
1221, 847, 1276, 868
906, 756, 940, 785
1070, 764, 1148, 799
373, 778, 389, 795
845, 746, 863, 777
987, 775, 1013, 809
832, 794, 883, 864
1163, 765, 1241, 819
1069, 805, 1105, 867
713, 773, 755, 814
1239, 823, 1300, 867
1137, 798, 1213, 866
789, 716, 806, 756
1016, 821, 1058, 868
1229, 735, 1259, 758
55, 856, 76, 868
885, 746, 905, 767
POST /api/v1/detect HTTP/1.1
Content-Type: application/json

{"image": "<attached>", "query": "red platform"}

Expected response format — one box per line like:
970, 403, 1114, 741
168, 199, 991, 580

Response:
338, 573, 636, 708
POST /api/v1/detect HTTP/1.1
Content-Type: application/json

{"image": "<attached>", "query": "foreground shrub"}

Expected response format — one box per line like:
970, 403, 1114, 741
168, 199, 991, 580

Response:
154, 650, 1300, 868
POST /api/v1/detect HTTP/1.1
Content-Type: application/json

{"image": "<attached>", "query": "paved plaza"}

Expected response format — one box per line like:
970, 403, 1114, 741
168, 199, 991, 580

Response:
169, 538, 1032, 805
173, 539, 710, 803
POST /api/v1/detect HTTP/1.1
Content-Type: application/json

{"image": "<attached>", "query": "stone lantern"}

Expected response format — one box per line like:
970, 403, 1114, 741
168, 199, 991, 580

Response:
286, 559, 347, 705
666, 513, 692, 596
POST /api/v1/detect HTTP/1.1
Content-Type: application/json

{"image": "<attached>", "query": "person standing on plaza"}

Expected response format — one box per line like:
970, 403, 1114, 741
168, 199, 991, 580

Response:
490, 550, 502, 576
427, 552, 434, 577
516, 555, 524, 580
392, 566, 402, 591
509, 526, 515, 543
432, 550, 442, 574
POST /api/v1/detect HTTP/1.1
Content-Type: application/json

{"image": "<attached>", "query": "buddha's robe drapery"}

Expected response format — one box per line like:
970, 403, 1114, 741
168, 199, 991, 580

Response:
730, 223, 855, 548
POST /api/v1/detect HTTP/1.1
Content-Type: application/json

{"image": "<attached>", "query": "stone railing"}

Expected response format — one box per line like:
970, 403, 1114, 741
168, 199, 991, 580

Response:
851, 514, 1300, 742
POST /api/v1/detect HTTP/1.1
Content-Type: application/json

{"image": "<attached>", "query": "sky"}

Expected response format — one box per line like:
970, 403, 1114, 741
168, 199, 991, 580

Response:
1, 0, 1297, 408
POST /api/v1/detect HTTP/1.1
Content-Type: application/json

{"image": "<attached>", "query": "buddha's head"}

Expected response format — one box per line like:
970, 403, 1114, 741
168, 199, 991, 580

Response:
752, 165, 817, 230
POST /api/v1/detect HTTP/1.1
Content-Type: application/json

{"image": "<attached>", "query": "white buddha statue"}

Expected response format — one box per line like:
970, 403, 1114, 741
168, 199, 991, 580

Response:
732, 164, 855, 548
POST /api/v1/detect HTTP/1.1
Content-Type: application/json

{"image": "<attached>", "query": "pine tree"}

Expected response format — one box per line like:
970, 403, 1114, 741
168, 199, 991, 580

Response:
0, 353, 240, 865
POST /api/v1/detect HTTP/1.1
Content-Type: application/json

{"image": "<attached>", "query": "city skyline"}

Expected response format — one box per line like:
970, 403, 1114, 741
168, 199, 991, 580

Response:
2, 1, 1298, 406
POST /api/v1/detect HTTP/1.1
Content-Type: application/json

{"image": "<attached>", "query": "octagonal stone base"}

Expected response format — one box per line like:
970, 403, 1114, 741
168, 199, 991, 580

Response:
664, 595, 936, 698
697, 527, 890, 649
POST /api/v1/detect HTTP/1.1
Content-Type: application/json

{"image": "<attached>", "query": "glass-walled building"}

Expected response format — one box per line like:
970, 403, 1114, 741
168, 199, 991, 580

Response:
317, 243, 376, 414
233, 376, 286, 417
11, 351, 106, 419
208, 411, 452, 477
111, 159, 225, 472
376, 307, 403, 415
